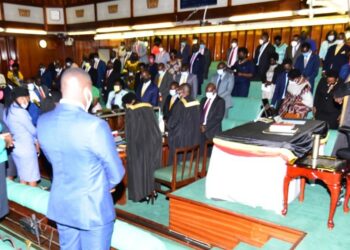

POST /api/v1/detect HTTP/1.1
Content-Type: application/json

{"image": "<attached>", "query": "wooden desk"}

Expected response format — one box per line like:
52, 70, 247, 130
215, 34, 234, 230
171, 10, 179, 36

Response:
282, 157, 350, 229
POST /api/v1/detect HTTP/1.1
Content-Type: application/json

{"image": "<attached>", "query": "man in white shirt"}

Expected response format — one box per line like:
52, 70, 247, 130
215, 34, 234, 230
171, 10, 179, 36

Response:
175, 64, 198, 99
106, 80, 128, 110
227, 39, 239, 69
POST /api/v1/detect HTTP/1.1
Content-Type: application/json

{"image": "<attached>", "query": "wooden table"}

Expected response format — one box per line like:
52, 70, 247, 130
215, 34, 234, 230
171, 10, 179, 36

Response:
282, 157, 350, 229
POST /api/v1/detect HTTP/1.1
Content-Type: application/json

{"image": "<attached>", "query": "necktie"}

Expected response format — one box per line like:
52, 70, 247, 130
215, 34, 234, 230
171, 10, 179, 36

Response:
228, 48, 235, 67
200, 99, 212, 124
217, 75, 222, 90
39, 86, 46, 99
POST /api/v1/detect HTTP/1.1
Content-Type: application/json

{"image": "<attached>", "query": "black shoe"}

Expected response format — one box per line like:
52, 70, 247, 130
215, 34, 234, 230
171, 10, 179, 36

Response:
153, 190, 158, 200
139, 196, 150, 204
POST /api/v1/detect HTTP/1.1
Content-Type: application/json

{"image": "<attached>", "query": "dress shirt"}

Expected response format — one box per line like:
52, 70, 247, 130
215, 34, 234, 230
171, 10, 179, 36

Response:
303, 52, 312, 67
203, 94, 217, 125
106, 89, 128, 109
257, 43, 269, 65
141, 80, 151, 97
179, 73, 188, 85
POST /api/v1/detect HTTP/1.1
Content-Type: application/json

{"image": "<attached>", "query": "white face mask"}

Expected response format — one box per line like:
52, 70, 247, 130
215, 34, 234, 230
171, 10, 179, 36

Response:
231, 42, 237, 48
27, 83, 35, 91
55, 68, 61, 73
291, 41, 298, 47
94, 57, 99, 62
206, 92, 214, 99
40, 68, 45, 73
193, 39, 198, 45
83, 88, 93, 112
327, 35, 335, 42
259, 39, 264, 45
159, 47, 164, 52
169, 89, 177, 96
20, 101, 29, 109
66, 62, 72, 67
158, 70, 165, 75
217, 69, 224, 75
337, 39, 344, 45
181, 71, 189, 76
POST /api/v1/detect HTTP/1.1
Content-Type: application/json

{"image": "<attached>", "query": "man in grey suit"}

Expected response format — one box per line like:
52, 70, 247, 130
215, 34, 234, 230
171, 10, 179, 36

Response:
211, 62, 234, 117
175, 64, 198, 99
155, 63, 173, 109
284, 34, 302, 66
132, 39, 148, 64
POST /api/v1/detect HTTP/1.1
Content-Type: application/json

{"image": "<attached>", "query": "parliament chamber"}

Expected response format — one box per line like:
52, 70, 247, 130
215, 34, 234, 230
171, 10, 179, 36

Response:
1, 0, 350, 249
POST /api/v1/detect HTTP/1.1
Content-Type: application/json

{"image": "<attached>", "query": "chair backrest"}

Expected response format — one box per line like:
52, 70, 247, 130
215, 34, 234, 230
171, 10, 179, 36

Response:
228, 97, 261, 122
200, 139, 214, 177
173, 144, 200, 181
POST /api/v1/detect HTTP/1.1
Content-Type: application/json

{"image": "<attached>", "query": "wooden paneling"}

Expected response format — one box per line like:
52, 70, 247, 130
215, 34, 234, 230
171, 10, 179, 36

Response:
168, 194, 306, 250
16, 35, 71, 78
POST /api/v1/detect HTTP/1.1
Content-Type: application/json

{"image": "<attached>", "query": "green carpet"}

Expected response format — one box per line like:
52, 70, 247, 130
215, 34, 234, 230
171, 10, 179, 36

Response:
172, 178, 350, 250
0, 226, 39, 249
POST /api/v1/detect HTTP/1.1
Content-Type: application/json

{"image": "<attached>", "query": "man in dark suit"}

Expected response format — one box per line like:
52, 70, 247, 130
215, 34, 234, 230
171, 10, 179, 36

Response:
109, 50, 122, 75
271, 58, 293, 110
177, 38, 191, 64
135, 69, 159, 106
38, 63, 54, 90
284, 34, 302, 65
199, 40, 212, 80
294, 42, 320, 91
323, 32, 350, 74
175, 64, 198, 99
154, 63, 173, 109
91, 53, 106, 89
53, 60, 63, 91
200, 83, 225, 154
102, 61, 121, 103
254, 32, 276, 81
163, 81, 179, 123
189, 44, 205, 95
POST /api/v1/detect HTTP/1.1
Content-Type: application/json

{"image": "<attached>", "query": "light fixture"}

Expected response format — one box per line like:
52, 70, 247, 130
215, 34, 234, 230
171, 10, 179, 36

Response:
0, 27, 4, 32
39, 39, 47, 48
132, 22, 175, 30
94, 30, 154, 40
67, 30, 96, 36
229, 10, 294, 22
96, 26, 131, 33
5, 28, 47, 35
296, 7, 340, 16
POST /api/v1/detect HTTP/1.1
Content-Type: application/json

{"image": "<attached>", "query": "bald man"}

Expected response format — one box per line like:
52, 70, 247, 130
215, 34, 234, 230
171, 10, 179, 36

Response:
37, 68, 125, 250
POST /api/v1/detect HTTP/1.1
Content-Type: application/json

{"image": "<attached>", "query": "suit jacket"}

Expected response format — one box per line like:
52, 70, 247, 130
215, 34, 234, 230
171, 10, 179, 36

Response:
175, 73, 198, 99
136, 82, 159, 107
190, 52, 205, 87
132, 42, 148, 64
254, 43, 276, 80
211, 72, 235, 109
200, 95, 225, 139
95, 60, 107, 88
103, 70, 120, 102
163, 95, 179, 122
271, 71, 289, 107
88, 67, 98, 86
154, 72, 173, 108
40, 70, 54, 89
294, 53, 320, 90
323, 44, 350, 73
177, 44, 191, 64
110, 58, 122, 74
284, 44, 302, 65
37, 103, 125, 230
202, 48, 212, 79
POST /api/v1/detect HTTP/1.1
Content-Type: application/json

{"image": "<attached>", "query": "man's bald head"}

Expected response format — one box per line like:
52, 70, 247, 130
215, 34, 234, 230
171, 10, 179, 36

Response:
61, 68, 92, 109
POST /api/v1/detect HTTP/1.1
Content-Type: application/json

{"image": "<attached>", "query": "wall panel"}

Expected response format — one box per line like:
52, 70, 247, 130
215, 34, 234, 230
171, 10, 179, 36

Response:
96, 0, 131, 21
3, 3, 44, 24
66, 4, 95, 24
134, 0, 174, 17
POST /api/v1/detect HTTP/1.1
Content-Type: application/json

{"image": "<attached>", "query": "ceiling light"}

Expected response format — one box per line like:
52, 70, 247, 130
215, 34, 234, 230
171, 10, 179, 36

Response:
39, 39, 47, 48
5, 28, 47, 35
132, 22, 175, 30
94, 30, 154, 40
229, 11, 294, 22
0, 28, 4, 32
96, 26, 131, 33
67, 30, 96, 36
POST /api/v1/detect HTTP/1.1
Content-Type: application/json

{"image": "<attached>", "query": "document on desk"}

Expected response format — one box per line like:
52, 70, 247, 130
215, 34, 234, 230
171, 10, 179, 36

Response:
281, 119, 306, 125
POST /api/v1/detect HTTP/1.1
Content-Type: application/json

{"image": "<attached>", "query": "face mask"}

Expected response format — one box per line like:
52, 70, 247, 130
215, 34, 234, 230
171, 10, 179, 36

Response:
114, 85, 121, 93
94, 57, 99, 62
142, 78, 150, 83
159, 47, 164, 52
40, 68, 45, 73
291, 41, 298, 47
328, 35, 335, 42
181, 71, 188, 76
217, 69, 224, 75
206, 92, 214, 99
259, 39, 264, 45
200, 44, 205, 49
181, 42, 186, 47
66, 62, 72, 67
231, 42, 237, 48
169, 89, 177, 96
302, 51, 310, 57
55, 68, 61, 72
83, 88, 92, 112
158, 70, 165, 75
20, 101, 29, 109
289, 80, 297, 85
27, 83, 35, 91
193, 39, 198, 45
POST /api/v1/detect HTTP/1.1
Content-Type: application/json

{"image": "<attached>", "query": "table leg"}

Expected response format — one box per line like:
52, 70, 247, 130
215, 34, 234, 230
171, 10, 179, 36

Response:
344, 175, 350, 213
282, 175, 292, 216
299, 178, 305, 202
327, 183, 341, 229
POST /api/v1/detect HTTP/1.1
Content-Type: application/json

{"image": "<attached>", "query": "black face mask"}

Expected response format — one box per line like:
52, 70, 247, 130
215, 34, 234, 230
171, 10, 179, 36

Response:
142, 78, 150, 83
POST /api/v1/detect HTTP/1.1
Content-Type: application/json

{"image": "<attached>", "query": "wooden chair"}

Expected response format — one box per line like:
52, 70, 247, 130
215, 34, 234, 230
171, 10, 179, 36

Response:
154, 144, 200, 194
199, 139, 214, 178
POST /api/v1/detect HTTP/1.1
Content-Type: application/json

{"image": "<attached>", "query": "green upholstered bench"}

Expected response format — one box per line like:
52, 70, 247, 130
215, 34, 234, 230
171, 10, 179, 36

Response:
248, 81, 262, 99
0, 240, 18, 250
154, 162, 197, 183
323, 129, 338, 156
6, 180, 167, 250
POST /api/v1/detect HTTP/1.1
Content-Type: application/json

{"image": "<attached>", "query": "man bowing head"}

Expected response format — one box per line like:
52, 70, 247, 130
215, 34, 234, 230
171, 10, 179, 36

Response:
37, 68, 125, 250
